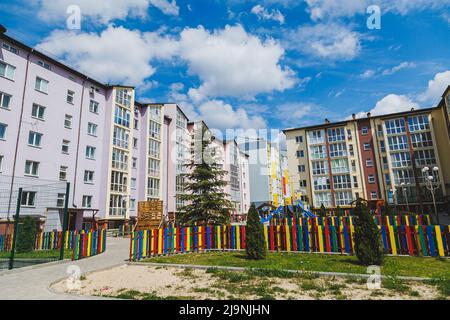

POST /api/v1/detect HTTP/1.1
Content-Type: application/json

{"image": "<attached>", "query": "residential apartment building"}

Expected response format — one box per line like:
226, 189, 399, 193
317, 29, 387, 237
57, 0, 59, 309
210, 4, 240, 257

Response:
284, 89, 450, 214
238, 138, 284, 208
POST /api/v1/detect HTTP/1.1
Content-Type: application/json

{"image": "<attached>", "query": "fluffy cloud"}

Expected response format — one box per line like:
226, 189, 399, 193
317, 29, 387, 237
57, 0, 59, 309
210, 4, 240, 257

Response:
360, 69, 376, 79
352, 94, 418, 119
251, 5, 285, 24
417, 70, 450, 105
197, 100, 266, 130
304, 0, 450, 21
178, 25, 296, 101
37, 26, 178, 85
36, 0, 179, 24
287, 23, 360, 60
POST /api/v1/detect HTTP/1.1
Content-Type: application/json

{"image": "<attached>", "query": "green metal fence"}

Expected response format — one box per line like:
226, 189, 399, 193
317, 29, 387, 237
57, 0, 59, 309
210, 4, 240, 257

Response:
0, 175, 70, 270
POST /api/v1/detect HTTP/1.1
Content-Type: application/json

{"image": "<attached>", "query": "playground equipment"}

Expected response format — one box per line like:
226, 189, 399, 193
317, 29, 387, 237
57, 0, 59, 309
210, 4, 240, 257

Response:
260, 200, 315, 223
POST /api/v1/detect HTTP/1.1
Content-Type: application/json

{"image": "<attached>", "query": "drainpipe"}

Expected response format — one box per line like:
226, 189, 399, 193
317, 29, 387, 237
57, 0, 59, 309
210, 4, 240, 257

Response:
71, 77, 87, 210
6, 49, 32, 231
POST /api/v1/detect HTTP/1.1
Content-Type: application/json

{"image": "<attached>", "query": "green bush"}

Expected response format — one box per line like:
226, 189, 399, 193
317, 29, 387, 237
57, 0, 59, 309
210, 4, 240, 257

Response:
16, 216, 37, 253
245, 204, 266, 260
353, 199, 384, 266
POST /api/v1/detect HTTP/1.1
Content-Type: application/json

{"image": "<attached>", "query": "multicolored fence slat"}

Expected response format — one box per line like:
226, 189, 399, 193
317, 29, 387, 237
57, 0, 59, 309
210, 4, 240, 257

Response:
0, 231, 78, 252
130, 222, 450, 261
72, 229, 107, 261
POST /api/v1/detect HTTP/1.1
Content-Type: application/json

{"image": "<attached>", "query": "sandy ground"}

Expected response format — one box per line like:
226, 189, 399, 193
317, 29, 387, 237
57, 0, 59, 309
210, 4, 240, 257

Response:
51, 264, 442, 300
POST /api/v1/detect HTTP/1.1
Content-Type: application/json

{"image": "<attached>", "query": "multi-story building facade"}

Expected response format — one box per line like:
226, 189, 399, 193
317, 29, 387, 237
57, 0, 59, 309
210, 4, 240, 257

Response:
284, 90, 450, 214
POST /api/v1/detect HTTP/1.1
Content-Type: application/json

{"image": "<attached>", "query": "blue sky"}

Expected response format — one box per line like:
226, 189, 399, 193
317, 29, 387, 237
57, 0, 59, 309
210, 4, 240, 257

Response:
1, 0, 450, 136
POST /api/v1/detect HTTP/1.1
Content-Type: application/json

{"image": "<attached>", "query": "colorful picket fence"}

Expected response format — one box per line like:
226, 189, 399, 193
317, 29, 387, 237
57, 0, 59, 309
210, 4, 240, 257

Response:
72, 229, 107, 261
130, 222, 450, 261
0, 233, 13, 252
268, 214, 432, 228
0, 230, 78, 252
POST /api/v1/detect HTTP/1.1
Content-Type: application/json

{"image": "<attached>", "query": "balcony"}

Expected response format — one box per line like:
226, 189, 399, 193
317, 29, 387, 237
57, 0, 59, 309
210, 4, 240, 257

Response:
109, 208, 126, 217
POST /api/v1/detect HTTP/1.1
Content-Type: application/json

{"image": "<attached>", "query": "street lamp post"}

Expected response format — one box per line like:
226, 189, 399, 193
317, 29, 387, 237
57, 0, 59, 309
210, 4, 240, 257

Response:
422, 166, 440, 225
400, 182, 411, 213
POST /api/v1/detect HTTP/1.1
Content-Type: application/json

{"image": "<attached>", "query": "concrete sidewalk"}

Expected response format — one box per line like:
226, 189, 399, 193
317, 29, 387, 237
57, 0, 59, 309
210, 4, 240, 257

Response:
0, 237, 130, 300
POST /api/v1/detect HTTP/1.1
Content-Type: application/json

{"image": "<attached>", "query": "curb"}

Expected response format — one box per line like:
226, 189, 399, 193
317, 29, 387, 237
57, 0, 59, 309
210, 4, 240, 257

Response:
0, 259, 70, 277
128, 262, 432, 282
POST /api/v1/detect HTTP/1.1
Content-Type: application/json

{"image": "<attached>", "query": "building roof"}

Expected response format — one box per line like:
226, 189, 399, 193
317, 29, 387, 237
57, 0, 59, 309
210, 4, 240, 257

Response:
283, 106, 437, 133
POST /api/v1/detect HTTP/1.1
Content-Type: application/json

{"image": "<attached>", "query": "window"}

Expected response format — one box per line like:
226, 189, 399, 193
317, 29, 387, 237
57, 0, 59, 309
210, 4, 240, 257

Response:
335, 191, 353, 206
61, 140, 70, 154
349, 144, 354, 156
148, 140, 161, 158
57, 193, 65, 207
132, 157, 137, 169
130, 199, 136, 211
414, 149, 436, 167
0, 61, 16, 80
331, 159, 349, 174
2, 43, 19, 54
148, 158, 160, 177
148, 178, 160, 197
361, 127, 369, 135
385, 173, 391, 185
298, 165, 305, 172
37, 60, 51, 70
111, 171, 128, 192
314, 176, 330, 191
87, 123, 97, 136
380, 140, 386, 153
84, 170, 94, 183
59, 166, 67, 181
149, 121, 161, 139
314, 192, 332, 208
411, 132, 433, 148
353, 176, 358, 188
368, 175, 376, 184
296, 150, 304, 158
390, 152, 411, 168
329, 143, 347, 158
67, 90, 75, 104
371, 192, 378, 200
295, 136, 303, 143
312, 161, 328, 175
64, 115, 72, 129
363, 143, 371, 151
327, 128, 346, 142
21, 192, 36, 207
0, 123, 7, 139
382, 156, 389, 170
32, 104, 45, 120
134, 118, 139, 130
115, 89, 132, 107
388, 135, 408, 151
89, 100, 99, 113
299, 180, 307, 187
0, 155, 3, 172
385, 118, 406, 134
35, 77, 49, 93
333, 175, 352, 189
131, 178, 137, 190
25, 160, 39, 176
28, 131, 42, 147
0, 92, 11, 109
408, 115, 430, 132
366, 159, 373, 167
133, 138, 138, 148
393, 169, 414, 185
308, 130, 325, 144
310, 145, 327, 159
82, 196, 92, 208
85, 146, 96, 159
114, 105, 131, 127
110, 195, 127, 216
112, 148, 128, 170
113, 126, 129, 148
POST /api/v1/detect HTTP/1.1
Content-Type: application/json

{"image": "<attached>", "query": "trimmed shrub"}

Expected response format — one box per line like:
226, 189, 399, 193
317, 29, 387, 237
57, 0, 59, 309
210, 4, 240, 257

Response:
245, 204, 267, 260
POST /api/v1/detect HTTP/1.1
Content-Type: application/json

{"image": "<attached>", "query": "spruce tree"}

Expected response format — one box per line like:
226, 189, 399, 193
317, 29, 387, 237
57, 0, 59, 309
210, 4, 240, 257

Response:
245, 204, 267, 260
16, 216, 37, 253
319, 204, 327, 217
353, 199, 384, 265
178, 128, 233, 225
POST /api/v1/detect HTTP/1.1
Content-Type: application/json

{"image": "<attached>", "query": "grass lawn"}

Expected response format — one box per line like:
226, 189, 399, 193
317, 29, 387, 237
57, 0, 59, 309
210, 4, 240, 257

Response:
144, 252, 450, 279
0, 249, 73, 260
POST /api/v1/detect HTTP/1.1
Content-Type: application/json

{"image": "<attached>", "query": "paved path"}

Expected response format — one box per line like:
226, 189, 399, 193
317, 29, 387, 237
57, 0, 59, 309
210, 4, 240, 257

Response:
0, 237, 130, 300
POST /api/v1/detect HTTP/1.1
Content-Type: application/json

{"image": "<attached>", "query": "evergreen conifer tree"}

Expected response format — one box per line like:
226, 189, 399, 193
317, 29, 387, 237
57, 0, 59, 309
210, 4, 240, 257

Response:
245, 204, 267, 259
16, 216, 37, 253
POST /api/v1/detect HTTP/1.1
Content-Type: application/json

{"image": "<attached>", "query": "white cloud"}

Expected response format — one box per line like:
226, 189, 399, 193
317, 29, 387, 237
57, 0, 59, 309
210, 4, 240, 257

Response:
197, 100, 266, 130
381, 61, 415, 76
251, 5, 285, 24
178, 25, 296, 101
36, 0, 179, 24
287, 23, 360, 60
304, 0, 450, 21
360, 69, 375, 79
352, 94, 418, 119
417, 70, 450, 105
37, 26, 178, 85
